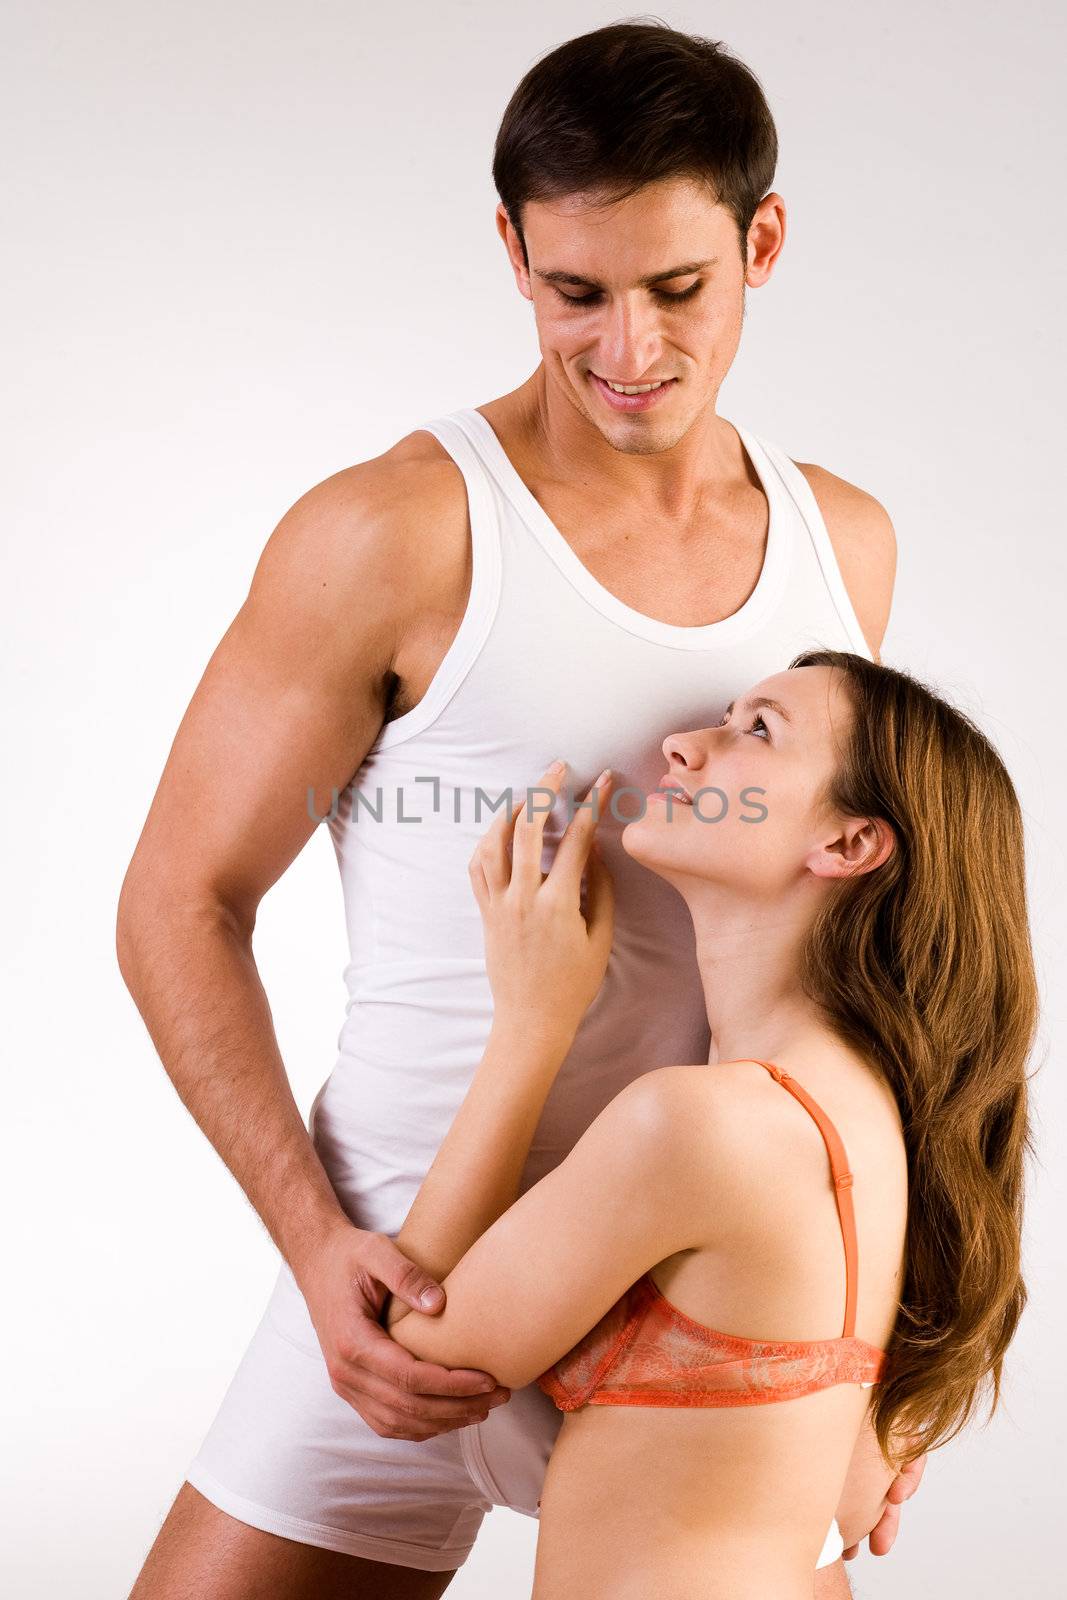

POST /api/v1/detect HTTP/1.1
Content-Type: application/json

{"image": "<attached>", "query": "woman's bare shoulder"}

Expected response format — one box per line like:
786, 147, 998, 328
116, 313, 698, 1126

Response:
627, 1056, 899, 1211
615, 1063, 794, 1195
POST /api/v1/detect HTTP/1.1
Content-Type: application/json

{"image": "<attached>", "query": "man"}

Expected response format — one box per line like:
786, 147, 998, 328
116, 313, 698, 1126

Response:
118, 21, 922, 1599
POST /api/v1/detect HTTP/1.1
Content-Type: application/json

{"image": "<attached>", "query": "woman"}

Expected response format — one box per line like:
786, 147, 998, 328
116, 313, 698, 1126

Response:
382, 648, 1038, 1597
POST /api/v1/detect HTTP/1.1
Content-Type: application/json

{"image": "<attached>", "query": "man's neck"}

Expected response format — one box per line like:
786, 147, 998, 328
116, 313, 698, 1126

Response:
479, 366, 750, 521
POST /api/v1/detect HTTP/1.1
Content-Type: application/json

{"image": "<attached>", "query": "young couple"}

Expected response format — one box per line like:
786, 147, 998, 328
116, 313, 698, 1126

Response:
120, 21, 1037, 1599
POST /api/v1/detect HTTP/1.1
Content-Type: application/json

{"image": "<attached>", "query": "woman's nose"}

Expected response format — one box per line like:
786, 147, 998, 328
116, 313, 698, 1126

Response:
662, 720, 725, 769
661, 731, 701, 768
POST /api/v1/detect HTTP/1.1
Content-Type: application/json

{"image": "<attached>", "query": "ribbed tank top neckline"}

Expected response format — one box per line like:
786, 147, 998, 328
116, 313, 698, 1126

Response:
447, 406, 792, 651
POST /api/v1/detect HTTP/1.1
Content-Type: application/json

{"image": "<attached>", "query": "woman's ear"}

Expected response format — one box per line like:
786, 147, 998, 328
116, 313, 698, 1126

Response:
806, 814, 896, 881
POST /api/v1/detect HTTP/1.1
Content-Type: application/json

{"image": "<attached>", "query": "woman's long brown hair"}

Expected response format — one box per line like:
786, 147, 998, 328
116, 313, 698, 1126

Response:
789, 649, 1041, 1472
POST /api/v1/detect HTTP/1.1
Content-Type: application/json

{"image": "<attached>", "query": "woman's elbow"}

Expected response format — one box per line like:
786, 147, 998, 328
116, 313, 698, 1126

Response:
386, 1311, 535, 1389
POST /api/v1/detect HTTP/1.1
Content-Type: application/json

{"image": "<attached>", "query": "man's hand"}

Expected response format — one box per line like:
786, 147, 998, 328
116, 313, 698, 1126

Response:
842, 1449, 926, 1559
295, 1222, 511, 1441
838, 1415, 928, 1560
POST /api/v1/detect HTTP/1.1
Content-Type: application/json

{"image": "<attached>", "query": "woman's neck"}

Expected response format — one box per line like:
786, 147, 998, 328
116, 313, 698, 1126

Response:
687, 884, 830, 1067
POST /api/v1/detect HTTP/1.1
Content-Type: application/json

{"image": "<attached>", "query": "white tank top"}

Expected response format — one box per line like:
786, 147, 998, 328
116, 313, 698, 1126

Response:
302, 406, 872, 1251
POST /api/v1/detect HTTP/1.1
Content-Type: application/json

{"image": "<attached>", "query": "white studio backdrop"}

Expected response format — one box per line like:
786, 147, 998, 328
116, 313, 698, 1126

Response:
3, 1, 1064, 1595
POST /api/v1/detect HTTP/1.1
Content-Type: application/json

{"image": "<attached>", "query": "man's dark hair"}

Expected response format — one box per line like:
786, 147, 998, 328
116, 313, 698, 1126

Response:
492, 19, 778, 268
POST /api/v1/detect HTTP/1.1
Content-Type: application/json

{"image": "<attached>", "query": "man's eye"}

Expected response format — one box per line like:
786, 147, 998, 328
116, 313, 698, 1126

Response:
552, 283, 703, 307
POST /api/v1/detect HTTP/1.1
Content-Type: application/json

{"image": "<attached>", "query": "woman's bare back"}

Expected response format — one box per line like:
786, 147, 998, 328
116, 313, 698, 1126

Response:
532, 1050, 908, 1598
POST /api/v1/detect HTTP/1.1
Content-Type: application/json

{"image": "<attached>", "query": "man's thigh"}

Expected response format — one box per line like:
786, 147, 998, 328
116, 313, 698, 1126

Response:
181, 1273, 493, 1569
128, 1481, 459, 1600
813, 1557, 852, 1598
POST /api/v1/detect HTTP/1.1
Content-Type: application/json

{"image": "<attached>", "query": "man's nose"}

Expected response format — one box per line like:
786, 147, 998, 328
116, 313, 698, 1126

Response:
600, 298, 662, 376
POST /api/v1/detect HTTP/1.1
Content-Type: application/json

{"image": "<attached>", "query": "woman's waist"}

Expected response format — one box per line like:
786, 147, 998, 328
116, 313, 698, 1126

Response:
535, 1469, 822, 1600
538, 1401, 853, 1577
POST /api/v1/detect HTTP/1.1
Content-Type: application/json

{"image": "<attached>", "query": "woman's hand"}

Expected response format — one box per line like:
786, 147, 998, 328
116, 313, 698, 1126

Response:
468, 761, 616, 1047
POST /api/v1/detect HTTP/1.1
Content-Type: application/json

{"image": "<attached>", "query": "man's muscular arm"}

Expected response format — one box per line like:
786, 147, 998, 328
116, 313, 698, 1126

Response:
116, 460, 398, 1266
115, 439, 510, 1438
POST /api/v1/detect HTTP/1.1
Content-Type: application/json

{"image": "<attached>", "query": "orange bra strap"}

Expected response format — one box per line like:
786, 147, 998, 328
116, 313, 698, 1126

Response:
749, 1060, 858, 1339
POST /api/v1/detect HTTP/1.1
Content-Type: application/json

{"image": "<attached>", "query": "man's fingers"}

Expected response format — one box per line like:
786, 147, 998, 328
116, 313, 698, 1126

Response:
842, 1544, 859, 1561
331, 1381, 461, 1442
868, 1499, 901, 1557
889, 1451, 927, 1501
358, 1231, 446, 1314
333, 1361, 502, 1424
353, 1316, 505, 1400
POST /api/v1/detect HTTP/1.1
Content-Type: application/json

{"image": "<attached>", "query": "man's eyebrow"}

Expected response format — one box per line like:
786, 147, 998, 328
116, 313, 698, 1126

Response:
533, 258, 719, 290
721, 696, 793, 725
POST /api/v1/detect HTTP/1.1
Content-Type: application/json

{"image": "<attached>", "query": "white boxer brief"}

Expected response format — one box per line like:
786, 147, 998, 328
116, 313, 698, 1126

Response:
185, 1262, 846, 1572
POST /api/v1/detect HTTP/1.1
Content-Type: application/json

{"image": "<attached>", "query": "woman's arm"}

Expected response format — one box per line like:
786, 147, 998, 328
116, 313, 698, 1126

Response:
379, 761, 735, 1387
384, 1062, 722, 1385
384, 759, 614, 1330
384, 1016, 571, 1320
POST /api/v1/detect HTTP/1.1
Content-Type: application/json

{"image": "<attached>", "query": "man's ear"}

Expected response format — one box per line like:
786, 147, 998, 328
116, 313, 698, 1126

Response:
495, 203, 531, 298
745, 190, 787, 287
806, 814, 896, 881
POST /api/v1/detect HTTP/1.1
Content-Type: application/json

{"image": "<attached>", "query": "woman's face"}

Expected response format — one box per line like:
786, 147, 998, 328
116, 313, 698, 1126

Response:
621, 665, 855, 899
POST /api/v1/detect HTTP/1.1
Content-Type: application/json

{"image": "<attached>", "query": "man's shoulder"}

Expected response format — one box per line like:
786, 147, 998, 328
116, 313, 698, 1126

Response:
791, 459, 898, 659
255, 425, 471, 607
293, 424, 469, 550
792, 460, 897, 549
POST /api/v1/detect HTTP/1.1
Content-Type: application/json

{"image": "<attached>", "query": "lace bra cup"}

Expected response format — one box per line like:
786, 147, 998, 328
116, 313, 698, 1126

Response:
535, 1060, 889, 1411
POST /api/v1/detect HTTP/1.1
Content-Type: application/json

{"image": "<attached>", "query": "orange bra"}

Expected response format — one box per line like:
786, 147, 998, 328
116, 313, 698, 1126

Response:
535, 1060, 889, 1413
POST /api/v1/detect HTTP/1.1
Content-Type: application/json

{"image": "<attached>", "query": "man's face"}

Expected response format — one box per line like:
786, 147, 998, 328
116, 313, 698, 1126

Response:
497, 175, 783, 454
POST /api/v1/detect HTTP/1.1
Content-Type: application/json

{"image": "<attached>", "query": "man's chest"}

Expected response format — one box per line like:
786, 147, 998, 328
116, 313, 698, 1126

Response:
385, 483, 771, 726
532, 480, 771, 628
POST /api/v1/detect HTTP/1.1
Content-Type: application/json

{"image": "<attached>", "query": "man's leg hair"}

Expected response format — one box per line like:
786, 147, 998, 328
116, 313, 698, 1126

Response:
127, 1481, 459, 1600
814, 1557, 853, 1599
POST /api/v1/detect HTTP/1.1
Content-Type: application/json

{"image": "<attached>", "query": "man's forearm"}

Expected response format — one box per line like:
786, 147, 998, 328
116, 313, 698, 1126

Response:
117, 892, 349, 1279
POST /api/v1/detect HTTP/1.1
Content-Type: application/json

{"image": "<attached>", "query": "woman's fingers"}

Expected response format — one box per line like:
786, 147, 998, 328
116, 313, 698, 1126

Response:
549, 769, 612, 893
509, 762, 567, 894
583, 836, 616, 953
469, 761, 565, 898
471, 812, 510, 897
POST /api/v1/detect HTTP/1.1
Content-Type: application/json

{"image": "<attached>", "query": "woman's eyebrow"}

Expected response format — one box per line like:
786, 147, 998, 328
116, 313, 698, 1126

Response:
721, 696, 793, 724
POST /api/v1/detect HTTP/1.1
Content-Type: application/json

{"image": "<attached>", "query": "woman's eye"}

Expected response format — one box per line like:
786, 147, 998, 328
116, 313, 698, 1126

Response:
717, 711, 769, 738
